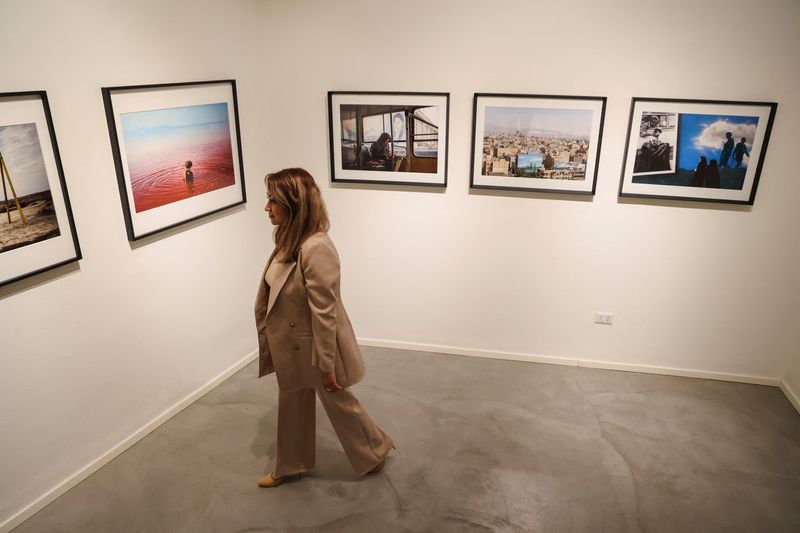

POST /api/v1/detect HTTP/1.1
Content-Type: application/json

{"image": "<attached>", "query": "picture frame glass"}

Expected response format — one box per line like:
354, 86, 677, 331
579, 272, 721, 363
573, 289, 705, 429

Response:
1, 92, 80, 286
104, 80, 245, 240
471, 94, 606, 194
620, 99, 776, 204
329, 92, 449, 186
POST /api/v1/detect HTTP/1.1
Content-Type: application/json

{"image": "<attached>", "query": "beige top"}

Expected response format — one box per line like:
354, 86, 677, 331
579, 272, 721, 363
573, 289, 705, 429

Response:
265, 260, 291, 287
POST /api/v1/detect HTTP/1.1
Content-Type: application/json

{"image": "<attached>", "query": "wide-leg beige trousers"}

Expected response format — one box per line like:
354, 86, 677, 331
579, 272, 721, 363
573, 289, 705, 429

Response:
274, 384, 394, 477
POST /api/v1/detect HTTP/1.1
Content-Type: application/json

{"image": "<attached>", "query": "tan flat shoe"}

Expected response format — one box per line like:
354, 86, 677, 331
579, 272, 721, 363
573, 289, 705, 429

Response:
257, 472, 284, 488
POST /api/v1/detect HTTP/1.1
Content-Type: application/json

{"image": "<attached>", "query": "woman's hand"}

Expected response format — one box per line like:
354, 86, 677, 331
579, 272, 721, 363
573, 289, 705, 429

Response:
322, 371, 342, 393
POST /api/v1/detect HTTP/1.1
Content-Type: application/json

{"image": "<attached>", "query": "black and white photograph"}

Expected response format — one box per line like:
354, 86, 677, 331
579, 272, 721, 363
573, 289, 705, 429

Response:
632, 112, 678, 175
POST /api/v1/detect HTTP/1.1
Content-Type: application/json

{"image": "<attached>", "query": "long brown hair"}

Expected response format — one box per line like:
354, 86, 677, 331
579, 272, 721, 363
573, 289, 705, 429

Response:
265, 168, 330, 261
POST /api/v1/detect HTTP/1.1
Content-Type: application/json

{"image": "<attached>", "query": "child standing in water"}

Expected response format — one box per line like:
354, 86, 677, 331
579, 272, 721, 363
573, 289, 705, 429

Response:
184, 160, 194, 192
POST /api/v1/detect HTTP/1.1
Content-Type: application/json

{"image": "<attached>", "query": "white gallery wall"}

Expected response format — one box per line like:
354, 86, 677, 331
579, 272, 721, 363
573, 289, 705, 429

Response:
262, 1, 799, 383
0, 0, 274, 527
1, 0, 798, 528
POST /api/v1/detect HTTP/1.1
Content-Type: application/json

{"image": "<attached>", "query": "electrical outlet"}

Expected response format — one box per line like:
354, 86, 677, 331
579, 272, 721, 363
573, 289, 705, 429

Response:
594, 312, 614, 325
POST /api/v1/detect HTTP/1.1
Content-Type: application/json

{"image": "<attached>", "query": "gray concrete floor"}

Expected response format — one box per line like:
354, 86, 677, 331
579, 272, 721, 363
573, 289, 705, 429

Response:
13, 347, 800, 532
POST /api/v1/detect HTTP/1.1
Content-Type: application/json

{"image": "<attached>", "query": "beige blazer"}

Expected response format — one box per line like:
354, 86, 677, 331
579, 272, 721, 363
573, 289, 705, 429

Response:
254, 232, 366, 392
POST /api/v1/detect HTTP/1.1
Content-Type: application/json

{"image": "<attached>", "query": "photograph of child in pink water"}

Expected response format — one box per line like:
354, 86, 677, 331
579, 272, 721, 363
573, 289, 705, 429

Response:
104, 80, 245, 241
120, 102, 235, 213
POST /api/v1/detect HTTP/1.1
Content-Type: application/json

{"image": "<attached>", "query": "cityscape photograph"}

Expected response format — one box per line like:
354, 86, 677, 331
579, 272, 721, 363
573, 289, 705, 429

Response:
480, 106, 593, 180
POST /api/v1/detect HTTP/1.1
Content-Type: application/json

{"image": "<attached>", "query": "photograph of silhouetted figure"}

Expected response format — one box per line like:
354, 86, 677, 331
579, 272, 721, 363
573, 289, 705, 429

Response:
689, 156, 708, 187
733, 137, 750, 168
719, 132, 735, 167
705, 159, 721, 188
626, 101, 775, 197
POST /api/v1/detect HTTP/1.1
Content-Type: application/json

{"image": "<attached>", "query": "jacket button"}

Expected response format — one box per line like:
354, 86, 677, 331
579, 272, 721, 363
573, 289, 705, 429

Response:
290, 322, 295, 327
292, 344, 299, 350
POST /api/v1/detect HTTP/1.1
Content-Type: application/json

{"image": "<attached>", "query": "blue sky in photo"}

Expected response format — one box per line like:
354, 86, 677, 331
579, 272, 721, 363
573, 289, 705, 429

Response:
0, 122, 49, 196
121, 102, 229, 139
678, 113, 759, 170
485, 107, 592, 139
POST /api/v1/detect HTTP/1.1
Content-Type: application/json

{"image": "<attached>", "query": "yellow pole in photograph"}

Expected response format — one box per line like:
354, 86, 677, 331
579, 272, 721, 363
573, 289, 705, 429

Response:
1, 153, 11, 223
0, 153, 27, 224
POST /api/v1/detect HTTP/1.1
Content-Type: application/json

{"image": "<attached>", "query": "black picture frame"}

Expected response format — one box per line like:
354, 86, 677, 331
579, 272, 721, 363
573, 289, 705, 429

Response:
619, 97, 777, 205
102, 79, 246, 241
470, 93, 607, 195
328, 91, 449, 187
1, 90, 81, 288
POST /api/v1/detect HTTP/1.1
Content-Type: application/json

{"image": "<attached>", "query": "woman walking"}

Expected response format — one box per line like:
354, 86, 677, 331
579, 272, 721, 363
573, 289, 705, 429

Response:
254, 167, 393, 487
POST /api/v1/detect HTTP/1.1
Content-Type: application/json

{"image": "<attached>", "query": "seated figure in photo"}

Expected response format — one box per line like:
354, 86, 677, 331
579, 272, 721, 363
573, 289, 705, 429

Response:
633, 129, 671, 173
368, 133, 392, 170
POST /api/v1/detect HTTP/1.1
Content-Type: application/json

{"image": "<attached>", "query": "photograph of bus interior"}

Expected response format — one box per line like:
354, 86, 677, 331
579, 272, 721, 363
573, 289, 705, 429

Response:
339, 104, 439, 173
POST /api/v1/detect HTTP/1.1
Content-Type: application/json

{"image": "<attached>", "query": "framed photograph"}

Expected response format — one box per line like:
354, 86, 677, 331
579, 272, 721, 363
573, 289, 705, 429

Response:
470, 93, 606, 194
102, 79, 245, 240
620, 98, 777, 204
328, 91, 449, 186
1, 91, 81, 288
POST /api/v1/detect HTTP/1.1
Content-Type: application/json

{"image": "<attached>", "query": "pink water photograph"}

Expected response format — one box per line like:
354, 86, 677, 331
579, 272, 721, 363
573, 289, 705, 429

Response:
120, 102, 235, 213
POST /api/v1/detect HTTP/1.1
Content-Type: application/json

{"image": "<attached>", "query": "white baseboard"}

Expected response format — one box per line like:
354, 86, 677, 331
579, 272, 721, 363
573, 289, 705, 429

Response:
0, 350, 259, 533
358, 337, 786, 390
780, 380, 800, 414
576, 358, 780, 387
358, 337, 577, 367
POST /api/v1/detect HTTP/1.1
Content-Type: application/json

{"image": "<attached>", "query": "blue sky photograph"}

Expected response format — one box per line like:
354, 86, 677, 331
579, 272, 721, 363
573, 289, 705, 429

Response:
677, 113, 759, 170
121, 102, 229, 141
120, 103, 231, 159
